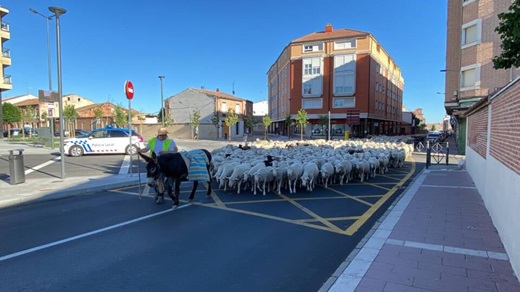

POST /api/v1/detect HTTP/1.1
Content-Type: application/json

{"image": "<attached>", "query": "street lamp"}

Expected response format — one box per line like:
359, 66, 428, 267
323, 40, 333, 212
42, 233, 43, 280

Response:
158, 75, 165, 127
49, 6, 66, 179
29, 9, 53, 90
29, 8, 55, 149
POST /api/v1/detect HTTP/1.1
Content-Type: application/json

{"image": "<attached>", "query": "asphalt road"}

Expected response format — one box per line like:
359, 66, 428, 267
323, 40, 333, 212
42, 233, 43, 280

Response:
0, 154, 425, 291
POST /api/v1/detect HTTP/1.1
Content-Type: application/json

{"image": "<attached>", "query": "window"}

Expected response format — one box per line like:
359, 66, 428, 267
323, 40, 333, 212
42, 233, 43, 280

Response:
221, 102, 227, 113
109, 130, 127, 138
333, 97, 354, 108
235, 103, 241, 114
461, 19, 481, 48
333, 54, 356, 95
302, 98, 322, 109
303, 43, 323, 53
302, 57, 323, 97
460, 64, 480, 89
334, 39, 356, 50
303, 57, 321, 76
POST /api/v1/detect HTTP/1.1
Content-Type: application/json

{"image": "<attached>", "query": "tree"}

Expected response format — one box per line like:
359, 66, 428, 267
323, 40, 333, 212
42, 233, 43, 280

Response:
493, 0, 520, 69
431, 124, 437, 131
296, 109, 308, 141
284, 114, 292, 139
113, 105, 127, 128
224, 109, 238, 142
318, 114, 329, 139
191, 110, 201, 139
2, 103, 22, 137
245, 115, 255, 135
93, 107, 103, 129
21, 106, 37, 138
63, 104, 79, 136
211, 111, 220, 139
262, 115, 272, 140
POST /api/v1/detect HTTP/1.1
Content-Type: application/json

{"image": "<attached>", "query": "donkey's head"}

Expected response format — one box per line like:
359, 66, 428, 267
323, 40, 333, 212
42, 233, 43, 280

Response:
138, 152, 162, 189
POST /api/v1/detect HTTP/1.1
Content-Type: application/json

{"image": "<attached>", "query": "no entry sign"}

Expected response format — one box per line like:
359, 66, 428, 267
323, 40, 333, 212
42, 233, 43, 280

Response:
124, 81, 134, 100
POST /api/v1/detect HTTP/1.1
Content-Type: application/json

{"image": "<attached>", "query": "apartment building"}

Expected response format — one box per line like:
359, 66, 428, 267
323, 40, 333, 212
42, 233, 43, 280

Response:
0, 6, 12, 135
444, 0, 520, 153
267, 24, 404, 138
166, 88, 253, 140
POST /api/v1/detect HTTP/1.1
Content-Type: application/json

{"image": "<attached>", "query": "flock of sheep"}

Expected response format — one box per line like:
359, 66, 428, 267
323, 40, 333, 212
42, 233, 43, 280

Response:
209, 136, 415, 196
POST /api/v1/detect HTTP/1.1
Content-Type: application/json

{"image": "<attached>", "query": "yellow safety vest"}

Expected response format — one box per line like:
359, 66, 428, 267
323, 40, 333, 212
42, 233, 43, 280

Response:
148, 137, 172, 156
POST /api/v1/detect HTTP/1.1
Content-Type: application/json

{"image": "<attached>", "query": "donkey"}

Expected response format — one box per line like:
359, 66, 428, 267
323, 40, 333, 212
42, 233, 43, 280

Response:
138, 149, 212, 208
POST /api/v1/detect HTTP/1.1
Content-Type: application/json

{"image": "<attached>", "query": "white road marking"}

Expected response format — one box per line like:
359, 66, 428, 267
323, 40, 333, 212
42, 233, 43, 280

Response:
0, 204, 191, 262
119, 155, 131, 175
25, 157, 61, 175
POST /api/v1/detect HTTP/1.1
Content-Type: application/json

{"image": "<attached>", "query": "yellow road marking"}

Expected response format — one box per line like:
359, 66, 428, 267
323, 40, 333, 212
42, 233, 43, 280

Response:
298, 216, 361, 223
202, 204, 348, 235
326, 188, 374, 206
345, 158, 416, 236
359, 182, 391, 191
277, 193, 344, 233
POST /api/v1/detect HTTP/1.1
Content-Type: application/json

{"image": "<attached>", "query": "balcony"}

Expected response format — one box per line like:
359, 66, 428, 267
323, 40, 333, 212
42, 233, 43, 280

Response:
0, 22, 10, 40
0, 74, 12, 90
0, 48, 11, 66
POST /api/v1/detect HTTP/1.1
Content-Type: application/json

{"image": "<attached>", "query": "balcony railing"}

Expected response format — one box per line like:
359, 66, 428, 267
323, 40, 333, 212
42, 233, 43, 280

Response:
1, 22, 9, 32
2, 48, 10, 58
3, 74, 11, 84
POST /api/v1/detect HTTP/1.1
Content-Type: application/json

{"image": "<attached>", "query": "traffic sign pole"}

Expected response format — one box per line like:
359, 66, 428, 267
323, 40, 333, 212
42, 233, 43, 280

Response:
125, 81, 134, 176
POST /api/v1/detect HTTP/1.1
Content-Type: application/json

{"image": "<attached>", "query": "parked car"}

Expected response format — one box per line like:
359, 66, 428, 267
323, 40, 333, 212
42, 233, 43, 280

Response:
425, 131, 441, 144
74, 129, 88, 137
63, 126, 145, 157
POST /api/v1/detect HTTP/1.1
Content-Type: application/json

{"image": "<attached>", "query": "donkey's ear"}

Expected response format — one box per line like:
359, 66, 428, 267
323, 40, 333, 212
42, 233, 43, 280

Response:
151, 152, 158, 161
138, 152, 152, 163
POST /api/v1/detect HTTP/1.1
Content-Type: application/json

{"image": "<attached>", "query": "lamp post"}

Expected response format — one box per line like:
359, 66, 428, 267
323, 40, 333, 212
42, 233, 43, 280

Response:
158, 75, 165, 127
29, 8, 55, 149
49, 6, 66, 179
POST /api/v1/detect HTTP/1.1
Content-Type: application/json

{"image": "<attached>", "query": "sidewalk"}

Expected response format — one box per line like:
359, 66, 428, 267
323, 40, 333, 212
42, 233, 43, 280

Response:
323, 164, 520, 292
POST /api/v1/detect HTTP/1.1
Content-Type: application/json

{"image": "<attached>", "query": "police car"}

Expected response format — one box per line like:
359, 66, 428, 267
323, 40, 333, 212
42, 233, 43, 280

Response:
63, 126, 145, 157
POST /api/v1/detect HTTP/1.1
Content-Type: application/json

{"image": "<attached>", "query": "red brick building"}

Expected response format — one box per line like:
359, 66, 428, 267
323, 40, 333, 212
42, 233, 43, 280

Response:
267, 24, 404, 138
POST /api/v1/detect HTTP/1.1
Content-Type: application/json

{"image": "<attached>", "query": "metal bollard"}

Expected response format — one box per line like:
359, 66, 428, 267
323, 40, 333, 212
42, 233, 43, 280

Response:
8, 149, 25, 185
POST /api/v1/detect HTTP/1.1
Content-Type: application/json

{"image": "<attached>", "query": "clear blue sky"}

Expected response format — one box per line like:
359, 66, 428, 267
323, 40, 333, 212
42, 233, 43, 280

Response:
3, 0, 448, 123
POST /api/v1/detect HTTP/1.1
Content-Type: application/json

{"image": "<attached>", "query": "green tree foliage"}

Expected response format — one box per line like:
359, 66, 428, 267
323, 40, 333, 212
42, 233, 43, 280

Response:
2, 103, 22, 137
262, 115, 272, 140
191, 110, 201, 139
93, 107, 103, 128
21, 107, 38, 138
224, 109, 239, 142
296, 109, 308, 141
113, 105, 127, 128
493, 0, 520, 69
63, 104, 79, 135
284, 114, 292, 138
318, 114, 329, 139
245, 115, 255, 134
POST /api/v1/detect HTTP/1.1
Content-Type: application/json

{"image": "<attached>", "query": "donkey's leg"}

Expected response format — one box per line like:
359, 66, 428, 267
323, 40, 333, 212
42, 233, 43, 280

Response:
172, 179, 181, 207
188, 181, 198, 201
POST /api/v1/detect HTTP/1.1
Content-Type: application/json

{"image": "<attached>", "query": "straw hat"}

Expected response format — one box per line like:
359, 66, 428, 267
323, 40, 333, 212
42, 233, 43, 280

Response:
157, 127, 169, 135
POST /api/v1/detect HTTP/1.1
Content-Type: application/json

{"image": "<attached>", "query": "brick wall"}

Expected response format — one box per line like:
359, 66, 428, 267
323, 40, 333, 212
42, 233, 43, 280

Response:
489, 80, 520, 175
467, 106, 488, 158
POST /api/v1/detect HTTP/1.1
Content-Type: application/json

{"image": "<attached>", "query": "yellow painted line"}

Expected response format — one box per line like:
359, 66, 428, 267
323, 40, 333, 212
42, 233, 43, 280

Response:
209, 188, 226, 208
378, 175, 402, 181
356, 195, 384, 198
202, 204, 347, 235
326, 188, 374, 206
224, 198, 286, 205
359, 182, 391, 191
345, 158, 416, 236
277, 193, 344, 233
298, 216, 361, 223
